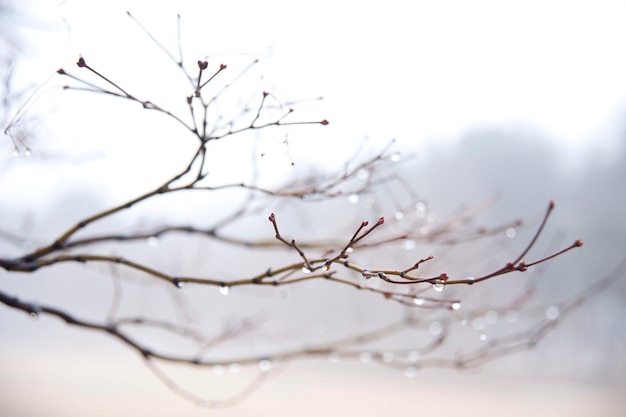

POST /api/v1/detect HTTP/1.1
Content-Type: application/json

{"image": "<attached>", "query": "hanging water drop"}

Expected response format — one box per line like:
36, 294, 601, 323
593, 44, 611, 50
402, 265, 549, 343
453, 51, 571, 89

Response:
471, 317, 486, 331
545, 306, 560, 320
402, 239, 416, 250
146, 236, 160, 247
394, 211, 404, 220
404, 366, 417, 378
218, 285, 230, 295
408, 350, 420, 362
505, 227, 517, 238
348, 194, 359, 204
413, 298, 425, 306
301, 267, 311, 274
29, 311, 38, 320
485, 310, 498, 324
24, 149, 32, 157
451, 301, 462, 310
479, 333, 488, 342
258, 359, 272, 372
432, 282, 445, 292
12, 148, 19, 157
390, 153, 401, 162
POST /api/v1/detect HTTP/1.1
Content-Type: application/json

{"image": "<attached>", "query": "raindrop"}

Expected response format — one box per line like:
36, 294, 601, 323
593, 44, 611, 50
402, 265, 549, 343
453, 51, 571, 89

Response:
212, 365, 224, 375
471, 317, 486, 331
415, 201, 427, 213
451, 301, 462, 311
546, 306, 560, 320
12, 148, 19, 157
390, 153, 401, 162
29, 311, 38, 320
404, 366, 417, 378
394, 211, 404, 220
218, 285, 230, 295
485, 310, 498, 324
348, 194, 359, 204
228, 363, 241, 374
174, 279, 185, 288
382, 352, 394, 363
146, 236, 160, 247
24, 149, 32, 157
258, 359, 272, 372
346, 247, 354, 253
427, 212, 438, 223
432, 282, 445, 292
301, 267, 311, 274
460, 319, 468, 326
479, 333, 488, 342
402, 239, 416, 250
359, 352, 372, 363
429, 321, 443, 335
413, 298, 425, 306
408, 351, 420, 362
505, 227, 517, 238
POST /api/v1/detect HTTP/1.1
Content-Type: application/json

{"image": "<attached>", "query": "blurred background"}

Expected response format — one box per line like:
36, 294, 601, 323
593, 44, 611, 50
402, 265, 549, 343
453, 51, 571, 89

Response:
1, 1, 625, 416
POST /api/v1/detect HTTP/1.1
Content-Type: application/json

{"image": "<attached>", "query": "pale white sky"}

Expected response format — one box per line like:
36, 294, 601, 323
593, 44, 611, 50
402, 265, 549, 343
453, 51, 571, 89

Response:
12, 0, 626, 156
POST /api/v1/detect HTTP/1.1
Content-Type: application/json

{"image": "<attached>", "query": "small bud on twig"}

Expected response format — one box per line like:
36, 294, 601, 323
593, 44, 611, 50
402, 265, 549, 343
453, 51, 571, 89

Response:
77, 57, 86, 68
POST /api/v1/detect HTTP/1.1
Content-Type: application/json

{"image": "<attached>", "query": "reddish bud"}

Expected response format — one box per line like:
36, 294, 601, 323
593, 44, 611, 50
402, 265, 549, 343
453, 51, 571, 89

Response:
362, 221, 369, 227
439, 273, 449, 281
57, 68, 66, 74
320, 119, 329, 125
268, 213, 275, 222
220, 63, 227, 70
574, 239, 583, 247
263, 91, 269, 97
77, 57, 86, 67
377, 217, 385, 225
197, 60, 208, 70
549, 200, 555, 210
